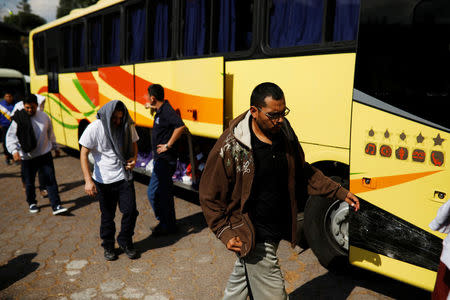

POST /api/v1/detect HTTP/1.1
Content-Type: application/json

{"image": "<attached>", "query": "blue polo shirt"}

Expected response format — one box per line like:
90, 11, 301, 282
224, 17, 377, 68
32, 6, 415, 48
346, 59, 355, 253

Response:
0, 99, 15, 127
151, 100, 185, 162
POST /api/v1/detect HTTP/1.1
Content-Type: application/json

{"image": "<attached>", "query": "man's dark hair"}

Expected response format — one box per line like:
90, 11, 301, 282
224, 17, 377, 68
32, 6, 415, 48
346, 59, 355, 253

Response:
250, 82, 284, 107
2, 90, 13, 97
114, 100, 126, 113
148, 84, 164, 101
23, 94, 38, 105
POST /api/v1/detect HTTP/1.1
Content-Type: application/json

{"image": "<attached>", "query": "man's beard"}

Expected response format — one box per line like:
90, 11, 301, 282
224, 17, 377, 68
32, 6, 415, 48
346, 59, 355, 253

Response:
255, 118, 281, 139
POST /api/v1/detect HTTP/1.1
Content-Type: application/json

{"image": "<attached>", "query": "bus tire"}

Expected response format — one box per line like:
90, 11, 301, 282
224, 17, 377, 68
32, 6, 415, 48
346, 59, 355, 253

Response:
304, 176, 350, 270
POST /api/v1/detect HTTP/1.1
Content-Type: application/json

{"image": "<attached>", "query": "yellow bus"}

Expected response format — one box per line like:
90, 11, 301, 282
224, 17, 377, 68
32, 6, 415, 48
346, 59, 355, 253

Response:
29, 0, 449, 292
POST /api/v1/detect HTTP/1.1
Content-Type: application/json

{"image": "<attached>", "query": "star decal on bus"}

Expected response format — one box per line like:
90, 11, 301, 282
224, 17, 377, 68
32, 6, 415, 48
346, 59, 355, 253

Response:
433, 134, 445, 146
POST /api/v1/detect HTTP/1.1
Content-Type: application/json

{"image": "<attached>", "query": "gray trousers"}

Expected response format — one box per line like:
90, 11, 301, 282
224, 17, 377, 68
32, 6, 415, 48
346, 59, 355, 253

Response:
223, 242, 288, 300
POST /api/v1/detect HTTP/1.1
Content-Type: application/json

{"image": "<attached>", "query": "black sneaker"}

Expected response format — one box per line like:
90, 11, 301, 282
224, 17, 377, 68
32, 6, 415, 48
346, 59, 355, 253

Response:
151, 223, 178, 237
52, 205, 68, 215
29, 204, 39, 213
119, 244, 139, 259
104, 247, 117, 261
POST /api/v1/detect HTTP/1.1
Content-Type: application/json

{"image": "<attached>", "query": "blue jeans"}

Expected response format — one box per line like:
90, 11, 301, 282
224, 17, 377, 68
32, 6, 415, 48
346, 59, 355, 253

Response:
21, 152, 61, 210
147, 158, 176, 229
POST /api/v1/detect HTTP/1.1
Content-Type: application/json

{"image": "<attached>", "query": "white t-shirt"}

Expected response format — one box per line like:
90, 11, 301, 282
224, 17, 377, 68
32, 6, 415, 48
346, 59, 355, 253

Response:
79, 119, 139, 184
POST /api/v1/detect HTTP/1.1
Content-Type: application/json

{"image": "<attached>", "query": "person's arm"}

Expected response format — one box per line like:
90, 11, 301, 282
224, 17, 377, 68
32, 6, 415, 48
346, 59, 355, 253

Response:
156, 125, 186, 154
47, 115, 60, 157
126, 142, 138, 170
80, 146, 97, 196
199, 138, 241, 252
5, 120, 21, 161
304, 163, 359, 211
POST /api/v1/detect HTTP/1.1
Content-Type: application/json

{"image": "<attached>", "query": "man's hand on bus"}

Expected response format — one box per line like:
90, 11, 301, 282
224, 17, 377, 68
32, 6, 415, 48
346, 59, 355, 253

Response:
12, 152, 21, 162
84, 179, 97, 197
54, 149, 60, 158
345, 192, 360, 211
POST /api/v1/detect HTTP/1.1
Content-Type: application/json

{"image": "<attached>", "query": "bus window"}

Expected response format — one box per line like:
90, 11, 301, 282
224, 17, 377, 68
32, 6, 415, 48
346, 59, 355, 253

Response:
354, 0, 450, 130
89, 17, 102, 66
183, 0, 211, 56
212, 0, 254, 53
33, 34, 46, 74
126, 3, 146, 63
269, 0, 324, 48
148, 0, 172, 60
332, 0, 360, 42
63, 26, 73, 69
104, 12, 121, 65
73, 23, 86, 68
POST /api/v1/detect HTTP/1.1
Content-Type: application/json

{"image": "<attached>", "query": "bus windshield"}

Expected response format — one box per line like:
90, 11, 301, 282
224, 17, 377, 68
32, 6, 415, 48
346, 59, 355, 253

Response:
354, 0, 450, 130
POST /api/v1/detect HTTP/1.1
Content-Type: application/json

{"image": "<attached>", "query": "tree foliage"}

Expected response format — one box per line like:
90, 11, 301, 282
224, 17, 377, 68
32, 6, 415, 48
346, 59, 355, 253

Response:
57, 0, 99, 19
3, 0, 46, 32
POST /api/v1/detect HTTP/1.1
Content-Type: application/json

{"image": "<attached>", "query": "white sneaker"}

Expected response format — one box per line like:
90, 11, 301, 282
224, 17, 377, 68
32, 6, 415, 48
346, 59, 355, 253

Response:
53, 205, 68, 215
29, 204, 39, 213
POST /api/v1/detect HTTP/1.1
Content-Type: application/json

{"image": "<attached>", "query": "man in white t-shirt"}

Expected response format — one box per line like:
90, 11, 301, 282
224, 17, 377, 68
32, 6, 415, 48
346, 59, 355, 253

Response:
12, 94, 48, 198
79, 100, 139, 261
6, 94, 66, 215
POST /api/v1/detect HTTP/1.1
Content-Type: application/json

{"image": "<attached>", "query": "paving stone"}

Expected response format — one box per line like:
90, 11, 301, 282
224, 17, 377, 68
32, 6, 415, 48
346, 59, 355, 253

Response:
0, 149, 432, 300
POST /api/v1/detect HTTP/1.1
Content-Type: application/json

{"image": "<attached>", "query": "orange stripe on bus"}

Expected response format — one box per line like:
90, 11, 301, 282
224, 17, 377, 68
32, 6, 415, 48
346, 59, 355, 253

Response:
37, 86, 81, 113
76, 72, 99, 106
99, 66, 223, 125
135, 111, 154, 127
350, 170, 442, 194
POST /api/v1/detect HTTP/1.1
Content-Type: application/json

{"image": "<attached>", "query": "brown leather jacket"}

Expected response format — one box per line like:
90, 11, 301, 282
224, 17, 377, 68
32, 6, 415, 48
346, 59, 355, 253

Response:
199, 111, 349, 257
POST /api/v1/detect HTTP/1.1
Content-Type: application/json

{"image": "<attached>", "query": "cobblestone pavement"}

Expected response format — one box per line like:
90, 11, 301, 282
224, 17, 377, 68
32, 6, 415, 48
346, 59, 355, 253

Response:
0, 149, 431, 299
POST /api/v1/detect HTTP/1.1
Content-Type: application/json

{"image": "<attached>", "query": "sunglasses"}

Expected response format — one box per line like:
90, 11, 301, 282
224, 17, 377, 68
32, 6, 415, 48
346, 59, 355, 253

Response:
256, 106, 290, 121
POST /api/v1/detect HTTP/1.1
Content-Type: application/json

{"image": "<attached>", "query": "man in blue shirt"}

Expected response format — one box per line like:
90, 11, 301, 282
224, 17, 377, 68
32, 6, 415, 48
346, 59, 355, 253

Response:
146, 84, 186, 236
0, 91, 16, 165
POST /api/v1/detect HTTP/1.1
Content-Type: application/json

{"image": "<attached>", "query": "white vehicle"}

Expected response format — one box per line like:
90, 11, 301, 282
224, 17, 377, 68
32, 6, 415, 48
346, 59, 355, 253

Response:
0, 68, 27, 99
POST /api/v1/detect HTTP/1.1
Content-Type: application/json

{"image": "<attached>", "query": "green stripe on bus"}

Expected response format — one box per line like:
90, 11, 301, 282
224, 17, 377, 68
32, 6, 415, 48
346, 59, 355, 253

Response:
49, 114, 78, 129
83, 110, 96, 117
73, 79, 97, 109
46, 94, 73, 116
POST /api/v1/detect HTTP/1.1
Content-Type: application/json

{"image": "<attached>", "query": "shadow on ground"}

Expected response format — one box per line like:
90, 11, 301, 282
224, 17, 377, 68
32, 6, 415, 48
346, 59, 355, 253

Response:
289, 265, 431, 300
0, 253, 39, 291
0, 171, 21, 180
37, 195, 97, 216
58, 180, 85, 194
135, 211, 207, 254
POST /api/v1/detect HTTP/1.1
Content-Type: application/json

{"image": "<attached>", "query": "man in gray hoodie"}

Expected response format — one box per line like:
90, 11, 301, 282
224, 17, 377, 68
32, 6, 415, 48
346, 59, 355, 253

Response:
79, 100, 139, 261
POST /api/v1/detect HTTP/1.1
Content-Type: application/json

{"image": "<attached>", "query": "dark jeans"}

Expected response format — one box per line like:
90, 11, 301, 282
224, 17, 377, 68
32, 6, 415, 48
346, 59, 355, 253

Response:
21, 163, 47, 191
21, 152, 61, 209
94, 179, 139, 249
1, 126, 12, 160
147, 158, 176, 229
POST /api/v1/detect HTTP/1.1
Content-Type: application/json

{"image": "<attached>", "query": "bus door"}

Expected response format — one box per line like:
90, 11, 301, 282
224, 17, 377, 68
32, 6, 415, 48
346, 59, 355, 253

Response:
348, 91, 450, 290
47, 57, 67, 146
133, 57, 225, 139
348, 0, 450, 291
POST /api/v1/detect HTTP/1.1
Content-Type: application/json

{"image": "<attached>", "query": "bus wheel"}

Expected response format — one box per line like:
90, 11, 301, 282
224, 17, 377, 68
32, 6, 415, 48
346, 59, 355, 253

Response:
304, 176, 350, 269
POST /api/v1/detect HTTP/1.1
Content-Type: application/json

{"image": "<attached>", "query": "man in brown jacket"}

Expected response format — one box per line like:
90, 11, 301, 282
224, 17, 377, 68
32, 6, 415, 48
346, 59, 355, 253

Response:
199, 82, 359, 300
